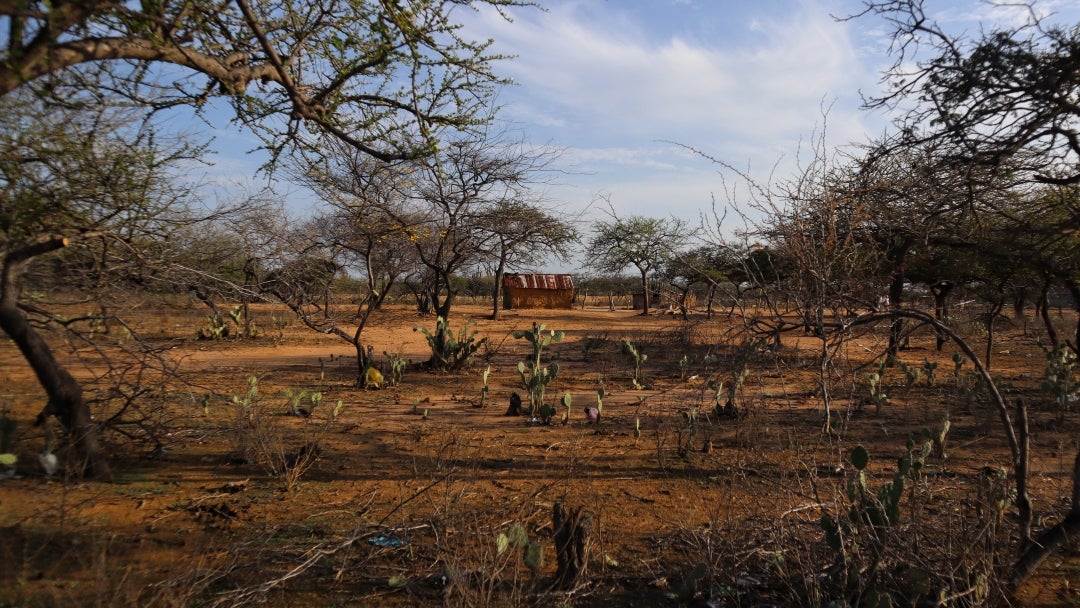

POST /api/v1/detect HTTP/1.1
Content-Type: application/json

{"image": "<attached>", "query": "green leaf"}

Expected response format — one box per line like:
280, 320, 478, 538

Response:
0, 453, 16, 466
496, 532, 510, 555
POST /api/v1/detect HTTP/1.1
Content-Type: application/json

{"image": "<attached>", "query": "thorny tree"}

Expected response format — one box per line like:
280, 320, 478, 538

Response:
0, 0, 531, 477
855, 0, 1080, 588
857, 0, 1080, 187
476, 198, 579, 321
0, 95, 204, 480
305, 129, 555, 367
585, 209, 694, 315
286, 146, 421, 385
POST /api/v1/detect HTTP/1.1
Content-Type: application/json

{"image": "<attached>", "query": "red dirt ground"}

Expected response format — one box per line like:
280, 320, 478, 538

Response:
1, 300, 1078, 606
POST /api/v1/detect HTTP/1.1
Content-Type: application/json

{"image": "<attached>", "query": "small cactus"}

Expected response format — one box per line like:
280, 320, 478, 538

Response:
622, 340, 647, 388
514, 322, 564, 421
497, 522, 543, 575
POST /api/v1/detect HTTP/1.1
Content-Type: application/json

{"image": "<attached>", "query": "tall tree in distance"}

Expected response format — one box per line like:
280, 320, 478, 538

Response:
477, 198, 579, 320
585, 208, 693, 315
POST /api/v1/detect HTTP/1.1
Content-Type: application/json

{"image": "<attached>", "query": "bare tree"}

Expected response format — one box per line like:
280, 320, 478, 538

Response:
661, 245, 729, 319
0, 95, 208, 479
300, 129, 555, 367
284, 158, 421, 385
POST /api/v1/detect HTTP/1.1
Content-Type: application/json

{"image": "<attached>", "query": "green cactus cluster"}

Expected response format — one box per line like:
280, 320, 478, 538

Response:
197, 305, 256, 340
898, 360, 922, 389
383, 351, 406, 386
820, 424, 951, 606
922, 358, 939, 387
198, 312, 229, 340
415, 316, 487, 371
710, 366, 748, 419
951, 352, 966, 378
513, 322, 564, 421
865, 371, 889, 414
284, 388, 322, 417
1040, 342, 1077, 414
848, 444, 908, 527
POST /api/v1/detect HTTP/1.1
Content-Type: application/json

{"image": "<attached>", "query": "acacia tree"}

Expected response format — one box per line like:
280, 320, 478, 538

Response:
0, 96, 204, 480
661, 245, 727, 319
855, 0, 1080, 588
287, 153, 421, 385
303, 129, 553, 366
0, 0, 530, 476
585, 211, 693, 315
857, 0, 1080, 186
476, 198, 579, 320
1, 1, 528, 162
409, 134, 546, 324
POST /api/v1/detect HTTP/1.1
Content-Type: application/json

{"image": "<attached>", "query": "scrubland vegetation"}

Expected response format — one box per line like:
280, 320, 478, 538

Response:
4, 1, 1080, 606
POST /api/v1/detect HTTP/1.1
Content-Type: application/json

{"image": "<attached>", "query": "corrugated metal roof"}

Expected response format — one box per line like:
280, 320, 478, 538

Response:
503, 273, 574, 290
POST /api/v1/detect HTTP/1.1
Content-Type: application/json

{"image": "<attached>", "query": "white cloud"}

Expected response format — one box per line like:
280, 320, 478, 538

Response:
464, 0, 884, 224
475, 2, 871, 140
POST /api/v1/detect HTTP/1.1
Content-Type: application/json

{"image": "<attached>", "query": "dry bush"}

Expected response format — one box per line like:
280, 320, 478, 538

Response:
669, 442, 1015, 607
227, 377, 336, 492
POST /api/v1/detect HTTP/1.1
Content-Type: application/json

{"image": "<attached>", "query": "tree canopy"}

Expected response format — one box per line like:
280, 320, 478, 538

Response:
1, 0, 530, 162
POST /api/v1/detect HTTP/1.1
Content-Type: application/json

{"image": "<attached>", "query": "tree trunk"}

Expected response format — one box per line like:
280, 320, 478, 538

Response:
639, 268, 650, 315
887, 267, 905, 359
552, 503, 592, 590
1039, 282, 1059, 349
1011, 450, 1080, 588
931, 281, 953, 351
1064, 279, 1080, 352
984, 298, 1004, 371
1, 236, 112, 481
491, 262, 505, 321
353, 339, 369, 388
1012, 287, 1027, 322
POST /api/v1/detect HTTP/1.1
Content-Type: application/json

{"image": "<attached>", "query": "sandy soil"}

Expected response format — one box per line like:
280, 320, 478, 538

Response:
1, 301, 1078, 606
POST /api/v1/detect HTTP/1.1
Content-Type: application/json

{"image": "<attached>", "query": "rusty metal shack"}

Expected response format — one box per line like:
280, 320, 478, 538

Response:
502, 273, 575, 309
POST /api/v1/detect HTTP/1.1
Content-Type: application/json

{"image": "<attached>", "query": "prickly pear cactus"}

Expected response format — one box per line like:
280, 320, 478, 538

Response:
514, 322, 564, 421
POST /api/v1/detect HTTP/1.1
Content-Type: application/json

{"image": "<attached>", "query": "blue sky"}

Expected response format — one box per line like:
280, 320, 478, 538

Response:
195, 0, 1080, 247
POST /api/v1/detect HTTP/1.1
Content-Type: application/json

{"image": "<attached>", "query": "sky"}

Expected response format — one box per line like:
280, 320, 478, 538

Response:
195, 0, 1080, 259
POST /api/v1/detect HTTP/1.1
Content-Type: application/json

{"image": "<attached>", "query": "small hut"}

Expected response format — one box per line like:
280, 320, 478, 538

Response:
503, 273, 575, 309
